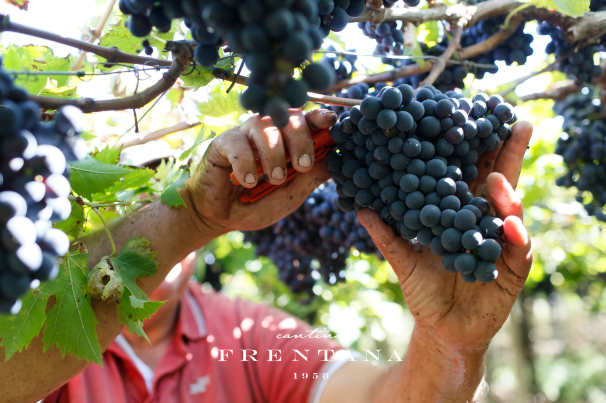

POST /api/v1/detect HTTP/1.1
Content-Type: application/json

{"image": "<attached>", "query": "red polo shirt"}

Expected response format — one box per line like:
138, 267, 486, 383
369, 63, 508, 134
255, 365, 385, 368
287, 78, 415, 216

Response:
43, 284, 345, 403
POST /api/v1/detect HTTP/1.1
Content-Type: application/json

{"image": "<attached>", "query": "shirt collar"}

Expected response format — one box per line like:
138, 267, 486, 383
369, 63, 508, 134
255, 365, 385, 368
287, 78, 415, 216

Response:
178, 286, 207, 341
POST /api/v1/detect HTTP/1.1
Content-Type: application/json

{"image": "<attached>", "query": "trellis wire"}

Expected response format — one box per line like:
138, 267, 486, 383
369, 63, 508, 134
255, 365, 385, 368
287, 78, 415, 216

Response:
314, 50, 499, 70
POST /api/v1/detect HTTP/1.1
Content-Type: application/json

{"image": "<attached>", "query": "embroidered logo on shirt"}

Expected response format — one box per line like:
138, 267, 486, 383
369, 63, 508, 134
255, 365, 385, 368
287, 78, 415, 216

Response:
190, 375, 211, 395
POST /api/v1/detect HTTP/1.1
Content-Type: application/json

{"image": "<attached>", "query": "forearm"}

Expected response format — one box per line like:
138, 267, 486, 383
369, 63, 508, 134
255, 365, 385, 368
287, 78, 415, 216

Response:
0, 191, 224, 403
372, 327, 486, 403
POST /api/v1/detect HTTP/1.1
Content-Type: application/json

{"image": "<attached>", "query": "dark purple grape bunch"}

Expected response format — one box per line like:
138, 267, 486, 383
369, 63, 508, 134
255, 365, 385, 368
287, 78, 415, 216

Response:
537, 22, 603, 85
321, 45, 358, 82
357, 20, 405, 66
553, 91, 606, 221
119, 0, 172, 37
118, 0, 367, 127
244, 183, 382, 295
326, 84, 516, 282
460, 18, 533, 79
0, 60, 87, 315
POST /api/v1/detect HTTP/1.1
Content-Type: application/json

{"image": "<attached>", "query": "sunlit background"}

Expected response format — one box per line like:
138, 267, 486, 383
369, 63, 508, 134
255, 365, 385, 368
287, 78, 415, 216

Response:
2, 0, 606, 401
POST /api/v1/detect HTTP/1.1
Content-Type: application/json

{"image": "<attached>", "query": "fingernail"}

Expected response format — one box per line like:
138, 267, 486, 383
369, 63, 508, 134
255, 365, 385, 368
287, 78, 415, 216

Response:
245, 173, 256, 184
271, 167, 285, 180
298, 154, 312, 168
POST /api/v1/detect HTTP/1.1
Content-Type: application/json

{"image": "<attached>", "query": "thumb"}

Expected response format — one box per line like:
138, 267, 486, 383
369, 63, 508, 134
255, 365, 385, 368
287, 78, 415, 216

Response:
357, 209, 414, 278
501, 215, 532, 279
305, 109, 338, 131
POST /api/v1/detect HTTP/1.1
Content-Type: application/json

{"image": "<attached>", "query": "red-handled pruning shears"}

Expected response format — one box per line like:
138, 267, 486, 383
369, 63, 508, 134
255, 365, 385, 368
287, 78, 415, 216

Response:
230, 128, 335, 203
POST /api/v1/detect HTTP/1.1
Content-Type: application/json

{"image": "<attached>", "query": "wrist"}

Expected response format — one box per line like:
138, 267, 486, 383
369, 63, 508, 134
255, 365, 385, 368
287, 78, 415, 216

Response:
180, 187, 228, 241
397, 326, 487, 403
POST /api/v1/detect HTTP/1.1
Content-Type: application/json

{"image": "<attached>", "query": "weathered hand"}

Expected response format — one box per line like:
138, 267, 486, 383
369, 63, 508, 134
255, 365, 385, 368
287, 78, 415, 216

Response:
358, 121, 534, 353
186, 109, 336, 233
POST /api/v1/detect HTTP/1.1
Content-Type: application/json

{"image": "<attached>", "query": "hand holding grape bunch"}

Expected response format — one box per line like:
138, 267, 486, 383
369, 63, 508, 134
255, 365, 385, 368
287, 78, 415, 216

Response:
357, 121, 533, 354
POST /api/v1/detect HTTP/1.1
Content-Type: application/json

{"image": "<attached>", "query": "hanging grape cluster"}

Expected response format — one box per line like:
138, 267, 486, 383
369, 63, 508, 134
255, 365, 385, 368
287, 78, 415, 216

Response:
245, 183, 382, 295
553, 90, 606, 222
461, 18, 534, 79
327, 84, 514, 282
117, 0, 368, 127
0, 61, 87, 315
537, 22, 603, 85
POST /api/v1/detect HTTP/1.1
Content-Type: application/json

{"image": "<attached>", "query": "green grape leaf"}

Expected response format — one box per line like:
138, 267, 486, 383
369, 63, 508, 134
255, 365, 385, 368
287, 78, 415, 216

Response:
526, 0, 589, 17
97, 18, 141, 60
2, 45, 74, 95
419, 22, 440, 46
0, 279, 57, 361
197, 88, 246, 118
550, 0, 589, 16
118, 290, 165, 342
80, 132, 97, 141
42, 249, 103, 365
91, 168, 156, 203
112, 237, 159, 301
69, 155, 133, 200
178, 127, 207, 162
180, 67, 214, 91
92, 145, 122, 165
53, 200, 85, 237
160, 167, 190, 208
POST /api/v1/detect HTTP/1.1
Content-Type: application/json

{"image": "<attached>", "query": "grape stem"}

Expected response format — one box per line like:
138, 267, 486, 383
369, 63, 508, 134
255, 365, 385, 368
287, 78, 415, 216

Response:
89, 206, 116, 257
419, 24, 463, 87
69, 195, 153, 209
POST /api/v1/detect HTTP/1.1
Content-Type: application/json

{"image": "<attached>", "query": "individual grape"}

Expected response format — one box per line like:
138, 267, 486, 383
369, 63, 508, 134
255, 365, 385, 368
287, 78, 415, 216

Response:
454, 209, 476, 232
441, 228, 463, 252
460, 272, 477, 283
418, 175, 437, 195
440, 195, 460, 211
425, 159, 447, 179
402, 138, 421, 157
404, 209, 423, 230
420, 204, 441, 227
303, 64, 336, 92
405, 191, 425, 209
381, 88, 403, 109
475, 261, 498, 282
381, 186, 399, 204
479, 215, 504, 239
417, 227, 434, 245
430, 237, 447, 256
469, 197, 490, 215
406, 159, 425, 177
478, 239, 502, 263
454, 253, 476, 275
442, 253, 458, 273
461, 229, 483, 250
126, 14, 152, 37
389, 201, 407, 221
400, 174, 419, 193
